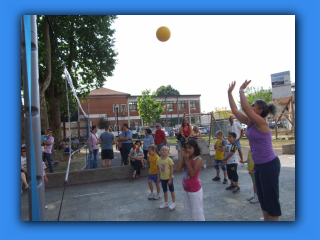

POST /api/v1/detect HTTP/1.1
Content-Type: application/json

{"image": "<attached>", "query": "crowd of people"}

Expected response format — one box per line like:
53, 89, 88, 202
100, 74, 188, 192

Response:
21, 80, 282, 221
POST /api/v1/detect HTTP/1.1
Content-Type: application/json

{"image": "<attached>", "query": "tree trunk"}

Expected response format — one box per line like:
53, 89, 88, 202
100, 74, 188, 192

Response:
47, 78, 64, 142
21, 98, 25, 144
39, 16, 51, 132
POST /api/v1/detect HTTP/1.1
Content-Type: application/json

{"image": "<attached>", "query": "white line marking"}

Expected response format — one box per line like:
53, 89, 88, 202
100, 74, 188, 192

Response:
73, 192, 105, 197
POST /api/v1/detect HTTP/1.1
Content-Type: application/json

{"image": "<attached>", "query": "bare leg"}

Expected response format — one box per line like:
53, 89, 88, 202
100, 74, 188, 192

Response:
171, 191, 176, 203
253, 183, 257, 194
223, 170, 227, 179
21, 172, 27, 188
238, 148, 243, 162
156, 182, 161, 194
148, 180, 154, 193
107, 159, 112, 167
216, 169, 220, 177
262, 210, 279, 221
101, 159, 106, 168
164, 191, 168, 202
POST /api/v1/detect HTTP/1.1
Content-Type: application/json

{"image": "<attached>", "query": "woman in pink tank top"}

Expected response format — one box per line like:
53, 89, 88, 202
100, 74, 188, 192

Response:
176, 139, 205, 221
228, 80, 281, 221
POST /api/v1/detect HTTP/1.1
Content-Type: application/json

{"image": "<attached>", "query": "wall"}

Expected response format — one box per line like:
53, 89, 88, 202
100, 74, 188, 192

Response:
45, 154, 216, 188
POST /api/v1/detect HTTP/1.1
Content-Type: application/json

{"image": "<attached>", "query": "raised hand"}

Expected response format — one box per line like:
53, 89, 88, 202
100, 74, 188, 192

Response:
228, 81, 236, 94
240, 79, 252, 91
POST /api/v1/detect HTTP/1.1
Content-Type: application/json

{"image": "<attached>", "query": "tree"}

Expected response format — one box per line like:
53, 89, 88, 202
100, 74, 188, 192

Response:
137, 90, 165, 125
238, 86, 273, 109
35, 15, 118, 141
213, 107, 233, 119
156, 85, 180, 95
98, 118, 109, 130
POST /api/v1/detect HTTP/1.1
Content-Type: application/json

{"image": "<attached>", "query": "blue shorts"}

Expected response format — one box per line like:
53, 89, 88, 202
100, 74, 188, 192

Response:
148, 174, 158, 183
235, 140, 241, 149
214, 160, 227, 171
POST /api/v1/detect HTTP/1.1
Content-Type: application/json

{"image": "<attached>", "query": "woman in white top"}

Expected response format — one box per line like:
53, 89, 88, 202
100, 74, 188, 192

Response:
21, 144, 28, 193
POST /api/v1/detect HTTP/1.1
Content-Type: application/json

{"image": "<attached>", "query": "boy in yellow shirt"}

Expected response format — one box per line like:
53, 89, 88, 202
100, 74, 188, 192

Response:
212, 131, 228, 184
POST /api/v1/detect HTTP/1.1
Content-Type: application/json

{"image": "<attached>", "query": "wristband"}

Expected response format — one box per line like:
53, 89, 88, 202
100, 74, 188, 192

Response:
239, 89, 244, 93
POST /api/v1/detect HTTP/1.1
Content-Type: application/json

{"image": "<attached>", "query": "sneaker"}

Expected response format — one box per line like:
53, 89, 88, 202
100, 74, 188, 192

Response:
159, 202, 169, 209
233, 186, 240, 193
153, 194, 161, 200
223, 178, 228, 184
212, 176, 221, 181
247, 195, 255, 201
148, 193, 154, 200
169, 203, 176, 210
250, 197, 259, 204
226, 184, 236, 190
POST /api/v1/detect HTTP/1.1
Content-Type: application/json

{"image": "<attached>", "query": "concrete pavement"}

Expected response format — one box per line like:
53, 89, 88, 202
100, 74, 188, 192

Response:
20, 146, 295, 221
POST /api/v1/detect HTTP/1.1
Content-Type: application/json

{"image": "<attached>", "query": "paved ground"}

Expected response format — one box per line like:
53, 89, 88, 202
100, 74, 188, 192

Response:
21, 146, 295, 221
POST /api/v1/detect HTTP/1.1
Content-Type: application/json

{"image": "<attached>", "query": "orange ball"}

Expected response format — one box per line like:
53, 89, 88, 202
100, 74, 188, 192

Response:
156, 26, 171, 42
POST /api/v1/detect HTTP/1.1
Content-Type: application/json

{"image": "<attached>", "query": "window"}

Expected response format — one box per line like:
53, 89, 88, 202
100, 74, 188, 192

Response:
167, 101, 174, 110
190, 100, 199, 110
112, 104, 119, 113
129, 102, 138, 112
178, 101, 187, 110
121, 104, 126, 117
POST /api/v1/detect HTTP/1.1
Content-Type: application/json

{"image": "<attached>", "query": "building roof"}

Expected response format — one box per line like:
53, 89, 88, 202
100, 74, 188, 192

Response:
273, 95, 295, 105
88, 87, 130, 96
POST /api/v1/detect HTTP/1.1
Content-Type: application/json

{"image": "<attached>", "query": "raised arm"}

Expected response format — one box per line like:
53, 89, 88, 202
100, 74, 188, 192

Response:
228, 81, 250, 125
239, 80, 269, 133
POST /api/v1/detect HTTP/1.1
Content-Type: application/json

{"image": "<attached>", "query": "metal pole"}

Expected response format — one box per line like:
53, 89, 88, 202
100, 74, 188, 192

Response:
21, 15, 45, 221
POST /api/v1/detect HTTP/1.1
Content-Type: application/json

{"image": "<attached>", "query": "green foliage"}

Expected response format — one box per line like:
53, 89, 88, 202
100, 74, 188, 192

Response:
238, 87, 273, 109
155, 85, 180, 95
98, 118, 109, 129
37, 15, 118, 119
213, 107, 233, 119
137, 90, 165, 124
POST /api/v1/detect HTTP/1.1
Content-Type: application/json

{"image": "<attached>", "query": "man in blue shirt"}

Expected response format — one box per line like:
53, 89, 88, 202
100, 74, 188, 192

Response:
98, 125, 116, 167
119, 123, 133, 165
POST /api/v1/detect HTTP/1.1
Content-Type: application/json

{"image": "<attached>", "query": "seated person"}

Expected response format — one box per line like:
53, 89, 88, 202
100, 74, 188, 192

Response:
72, 136, 80, 150
191, 126, 202, 139
129, 141, 145, 179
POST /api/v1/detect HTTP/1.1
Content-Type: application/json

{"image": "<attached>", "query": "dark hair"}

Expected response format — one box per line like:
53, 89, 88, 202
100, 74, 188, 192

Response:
255, 99, 280, 118
123, 123, 129, 128
145, 128, 152, 134
41, 131, 45, 135
183, 139, 201, 156
134, 140, 142, 146
47, 129, 52, 133
104, 124, 110, 129
181, 117, 189, 127
228, 132, 236, 139
92, 125, 96, 131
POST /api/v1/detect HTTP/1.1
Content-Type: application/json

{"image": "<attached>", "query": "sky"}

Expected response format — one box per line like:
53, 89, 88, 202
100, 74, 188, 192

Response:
103, 15, 295, 113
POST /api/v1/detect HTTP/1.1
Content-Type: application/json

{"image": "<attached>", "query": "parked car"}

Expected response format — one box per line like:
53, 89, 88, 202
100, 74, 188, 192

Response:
198, 127, 208, 134
168, 130, 175, 137
269, 122, 275, 129
138, 126, 151, 138
277, 121, 286, 128
164, 131, 169, 137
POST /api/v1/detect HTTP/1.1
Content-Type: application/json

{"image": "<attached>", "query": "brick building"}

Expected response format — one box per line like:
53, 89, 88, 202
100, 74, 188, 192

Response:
80, 87, 202, 130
